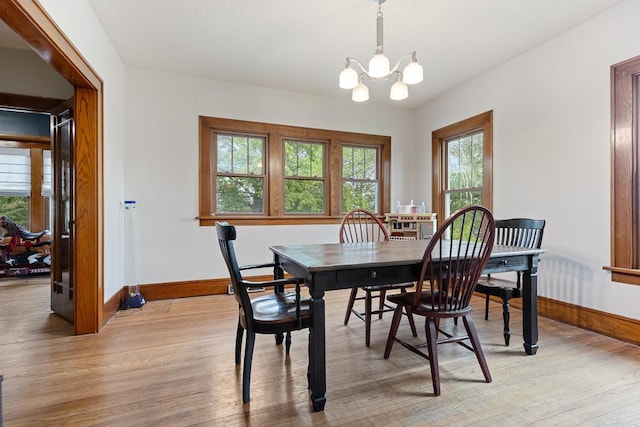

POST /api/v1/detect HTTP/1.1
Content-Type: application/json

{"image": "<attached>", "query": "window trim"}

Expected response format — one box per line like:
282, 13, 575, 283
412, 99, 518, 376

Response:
431, 111, 493, 222
199, 116, 391, 225
604, 56, 640, 285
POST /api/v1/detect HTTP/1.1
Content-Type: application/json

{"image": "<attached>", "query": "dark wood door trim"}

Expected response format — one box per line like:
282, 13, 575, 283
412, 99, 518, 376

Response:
1, 1, 104, 333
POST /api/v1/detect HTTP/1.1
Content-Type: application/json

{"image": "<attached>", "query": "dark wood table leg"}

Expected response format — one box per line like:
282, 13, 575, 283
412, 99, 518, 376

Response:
521, 255, 539, 355
308, 289, 326, 411
273, 257, 285, 345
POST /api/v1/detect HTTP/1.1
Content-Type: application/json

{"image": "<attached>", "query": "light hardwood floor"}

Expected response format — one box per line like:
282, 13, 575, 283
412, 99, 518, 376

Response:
1, 277, 639, 426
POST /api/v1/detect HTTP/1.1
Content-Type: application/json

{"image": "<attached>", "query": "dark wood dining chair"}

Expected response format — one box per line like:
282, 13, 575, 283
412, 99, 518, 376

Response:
384, 205, 496, 396
475, 218, 545, 345
340, 208, 417, 347
216, 222, 311, 404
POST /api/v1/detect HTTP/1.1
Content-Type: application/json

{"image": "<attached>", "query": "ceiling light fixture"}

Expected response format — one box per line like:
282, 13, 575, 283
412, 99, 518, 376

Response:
339, 0, 423, 102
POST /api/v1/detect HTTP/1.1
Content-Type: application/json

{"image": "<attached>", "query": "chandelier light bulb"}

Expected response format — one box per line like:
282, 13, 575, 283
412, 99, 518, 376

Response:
402, 60, 424, 85
352, 81, 370, 102
339, 65, 359, 89
368, 54, 390, 78
390, 77, 408, 101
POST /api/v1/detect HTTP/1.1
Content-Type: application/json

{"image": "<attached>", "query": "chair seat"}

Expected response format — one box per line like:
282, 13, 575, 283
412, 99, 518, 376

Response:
388, 291, 465, 316
475, 278, 521, 299
475, 277, 522, 346
251, 292, 311, 323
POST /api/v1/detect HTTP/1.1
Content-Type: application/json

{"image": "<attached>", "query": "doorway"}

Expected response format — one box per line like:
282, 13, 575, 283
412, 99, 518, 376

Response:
0, 1, 104, 334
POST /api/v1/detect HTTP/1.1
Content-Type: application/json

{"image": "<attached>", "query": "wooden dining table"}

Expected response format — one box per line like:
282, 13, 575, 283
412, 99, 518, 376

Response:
270, 239, 544, 412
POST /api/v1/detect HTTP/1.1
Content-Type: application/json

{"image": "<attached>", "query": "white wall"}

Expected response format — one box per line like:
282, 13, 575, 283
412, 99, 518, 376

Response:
0, 46, 73, 99
38, 0, 126, 300
415, 0, 640, 320
124, 67, 416, 285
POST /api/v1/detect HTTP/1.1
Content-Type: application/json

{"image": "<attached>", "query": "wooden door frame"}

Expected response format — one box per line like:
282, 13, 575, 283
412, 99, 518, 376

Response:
1, 1, 104, 334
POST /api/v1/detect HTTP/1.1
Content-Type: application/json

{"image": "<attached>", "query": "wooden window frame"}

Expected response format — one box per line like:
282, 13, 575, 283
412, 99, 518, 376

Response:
213, 130, 268, 215
604, 56, 640, 285
431, 111, 493, 221
199, 116, 391, 225
283, 138, 328, 215
342, 143, 383, 214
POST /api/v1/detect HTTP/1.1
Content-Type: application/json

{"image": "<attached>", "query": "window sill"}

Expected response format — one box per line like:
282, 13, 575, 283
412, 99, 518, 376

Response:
603, 266, 640, 286
199, 215, 343, 226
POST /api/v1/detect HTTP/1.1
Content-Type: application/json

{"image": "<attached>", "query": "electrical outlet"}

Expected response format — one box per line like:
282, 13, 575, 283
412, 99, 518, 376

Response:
227, 284, 234, 295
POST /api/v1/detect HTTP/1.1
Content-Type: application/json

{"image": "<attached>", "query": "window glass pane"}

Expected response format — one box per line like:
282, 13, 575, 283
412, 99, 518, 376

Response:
342, 146, 377, 180
216, 134, 232, 173
248, 137, 263, 174
234, 136, 248, 174
460, 135, 473, 188
343, 181, 377, 212
342, 146, 354, 178
447, 139, 460, 190
447, 132, 483, 191
0, 196, 29, 227
471, 133, 484, 187
42, 150, 52, 196
216, 176, 264, 213
217, 134, 264, 175
284, 142, 296, 176
284, 179, 324, 213
285, 140, 324, 177
363, 147, 377, 180
0, 109, 50, 137
445, 190, 482, 218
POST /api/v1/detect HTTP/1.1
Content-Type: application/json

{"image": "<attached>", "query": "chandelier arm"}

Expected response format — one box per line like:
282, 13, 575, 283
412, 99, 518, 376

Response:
346, 58, 368, 74
389, 52, 417, 75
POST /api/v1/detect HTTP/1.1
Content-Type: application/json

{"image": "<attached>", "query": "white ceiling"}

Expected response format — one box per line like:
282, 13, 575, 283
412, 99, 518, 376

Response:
1, 0, 627, 108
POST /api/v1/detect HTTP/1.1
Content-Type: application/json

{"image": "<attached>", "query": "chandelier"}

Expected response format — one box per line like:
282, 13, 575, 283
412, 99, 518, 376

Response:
339, 0, 423, 102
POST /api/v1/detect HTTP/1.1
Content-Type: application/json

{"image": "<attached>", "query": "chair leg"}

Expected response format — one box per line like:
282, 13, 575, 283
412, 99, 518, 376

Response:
405, 306, 418, 337
285, 331, 292, 355
275, 332, 284, 345
344, 288, 358, 325
242, 330, 256, 404
378, 289, 386, 319
484, 294, 490, 321
462, 314, 492, 384
501, 297, 511, 346
365, 289, 372, 347
383, 305, 404, 359
425, 316, 441, 396
235, 320, 244, 365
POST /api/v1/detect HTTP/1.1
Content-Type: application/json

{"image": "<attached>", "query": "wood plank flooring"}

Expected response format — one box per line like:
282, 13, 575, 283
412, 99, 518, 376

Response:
1, 277, 639, 426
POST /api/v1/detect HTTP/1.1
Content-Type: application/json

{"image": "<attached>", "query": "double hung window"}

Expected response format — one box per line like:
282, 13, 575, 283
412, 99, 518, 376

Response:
199, 116, 390, 225
432, 111, 493, 224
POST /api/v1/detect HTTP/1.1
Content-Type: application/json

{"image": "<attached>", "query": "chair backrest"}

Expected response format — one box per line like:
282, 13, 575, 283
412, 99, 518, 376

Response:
216, 222, 254, 321
414, 205, 496, 312
340, 208, 389, 243
494, 218, 545, 249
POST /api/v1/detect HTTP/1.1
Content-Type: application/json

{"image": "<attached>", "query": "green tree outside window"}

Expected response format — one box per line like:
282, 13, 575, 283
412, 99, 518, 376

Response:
343, 145, 378, 213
